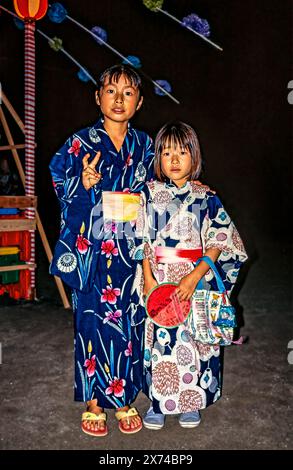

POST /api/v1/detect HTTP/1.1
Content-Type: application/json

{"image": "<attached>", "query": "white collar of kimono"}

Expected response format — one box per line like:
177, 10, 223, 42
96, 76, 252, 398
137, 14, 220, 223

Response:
165, 180, 191, 195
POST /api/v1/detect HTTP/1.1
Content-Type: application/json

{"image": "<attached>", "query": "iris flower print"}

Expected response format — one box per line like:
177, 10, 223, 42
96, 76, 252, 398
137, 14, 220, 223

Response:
124, 154, 133, 167
76, 234, 92, 254
84, 355, 96, 377
101, 286, 121, 304
68, 137, 82, 157
124, 341, 132, 357
105, 377, 126, 397
103, 310, 122, 324
101, 240, 118, 258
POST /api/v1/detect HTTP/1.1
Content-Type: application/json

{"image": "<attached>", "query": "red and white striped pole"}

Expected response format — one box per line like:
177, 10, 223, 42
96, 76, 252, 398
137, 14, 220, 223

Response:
24, 20, 36, 297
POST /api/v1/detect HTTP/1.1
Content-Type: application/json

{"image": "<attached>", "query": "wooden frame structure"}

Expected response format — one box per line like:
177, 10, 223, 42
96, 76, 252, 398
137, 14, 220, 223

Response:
0, 90, 70, 308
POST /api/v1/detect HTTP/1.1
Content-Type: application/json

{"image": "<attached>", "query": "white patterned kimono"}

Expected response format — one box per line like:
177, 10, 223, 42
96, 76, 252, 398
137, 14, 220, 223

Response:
131, 180, 247, 414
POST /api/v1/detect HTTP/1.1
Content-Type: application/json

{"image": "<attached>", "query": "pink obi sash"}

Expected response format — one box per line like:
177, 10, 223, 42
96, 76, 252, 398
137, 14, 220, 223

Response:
155, 246, 203, 264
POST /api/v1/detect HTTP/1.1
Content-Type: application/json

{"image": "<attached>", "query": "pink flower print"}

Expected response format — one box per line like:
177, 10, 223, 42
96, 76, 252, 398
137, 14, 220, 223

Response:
101, 240, 118, 258
52, 179, 57, 188
68, 138, 82, 157
124, 154, 133, 167
103, 310, 122, 324
104, 222, 118, 234
124, 341, 132, 357
101, 286, 120, 304
84, 355, 96, 377
76, 234, 92, 254
105, 377, 126, 397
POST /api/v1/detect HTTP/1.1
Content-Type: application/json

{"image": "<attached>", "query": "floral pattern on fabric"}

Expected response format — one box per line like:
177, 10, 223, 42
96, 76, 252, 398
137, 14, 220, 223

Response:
50, 118, 154, 407
131, 180, 247, 413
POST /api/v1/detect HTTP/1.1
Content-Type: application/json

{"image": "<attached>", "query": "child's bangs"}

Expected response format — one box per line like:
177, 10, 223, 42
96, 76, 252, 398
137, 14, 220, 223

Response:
99, 65, 142, 92
107, 70, 140, 89
161, 129, 190, 152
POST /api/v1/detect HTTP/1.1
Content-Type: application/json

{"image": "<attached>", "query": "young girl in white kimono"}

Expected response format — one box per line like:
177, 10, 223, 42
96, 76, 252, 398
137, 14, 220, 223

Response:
131, 121, 247, 429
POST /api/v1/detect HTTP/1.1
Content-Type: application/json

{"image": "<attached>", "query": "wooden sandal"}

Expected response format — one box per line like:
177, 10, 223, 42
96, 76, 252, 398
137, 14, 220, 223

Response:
115, 407, 142, 434
81, 411, 108, 437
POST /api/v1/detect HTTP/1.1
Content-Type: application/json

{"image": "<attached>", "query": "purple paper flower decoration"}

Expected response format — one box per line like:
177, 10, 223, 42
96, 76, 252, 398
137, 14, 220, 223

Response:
48, 3, 68, 24
91, 26, 108, 45
13, 18, 24, 30
154, 80, 172, 96
143, 0, 164, 12
77, 68, 91, 83
182, 13, 210, 37
122, 55, 142, 69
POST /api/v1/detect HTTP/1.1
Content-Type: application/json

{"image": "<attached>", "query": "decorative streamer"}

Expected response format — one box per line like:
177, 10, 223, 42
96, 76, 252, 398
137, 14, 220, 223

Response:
47, 3, 179, 104
142, 0, 223, 51
38, 31, 97, 85
0, 6, 97, 86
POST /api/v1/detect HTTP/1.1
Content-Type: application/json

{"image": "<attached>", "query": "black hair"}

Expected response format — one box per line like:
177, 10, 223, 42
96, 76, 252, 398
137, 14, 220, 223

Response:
154, 121, 202, 181
98, 64, 143, 95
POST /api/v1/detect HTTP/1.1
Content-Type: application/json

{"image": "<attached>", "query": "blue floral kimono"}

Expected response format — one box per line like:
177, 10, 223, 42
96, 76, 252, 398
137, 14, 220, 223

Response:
131, 180, 247, 414
49, 118, 154, 407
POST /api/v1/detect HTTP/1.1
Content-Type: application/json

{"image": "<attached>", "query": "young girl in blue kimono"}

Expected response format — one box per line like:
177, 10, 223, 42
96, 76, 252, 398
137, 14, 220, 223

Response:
131, 121, 247, 429
49, 65, 155, 436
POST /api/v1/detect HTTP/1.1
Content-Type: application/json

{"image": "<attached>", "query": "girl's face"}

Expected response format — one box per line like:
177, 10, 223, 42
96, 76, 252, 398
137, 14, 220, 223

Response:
160, 141, 192, 187
95, 74, 143, 125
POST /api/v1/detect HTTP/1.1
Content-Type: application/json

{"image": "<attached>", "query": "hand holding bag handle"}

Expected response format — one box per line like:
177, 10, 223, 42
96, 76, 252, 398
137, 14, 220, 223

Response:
192, 255, 243, 345
194, 255, 226, 293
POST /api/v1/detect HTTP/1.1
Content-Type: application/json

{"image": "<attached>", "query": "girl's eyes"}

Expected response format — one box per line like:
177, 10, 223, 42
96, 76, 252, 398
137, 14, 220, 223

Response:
162, 150, 187, 157
107, 89, 115, 94
124, 90, 133, 96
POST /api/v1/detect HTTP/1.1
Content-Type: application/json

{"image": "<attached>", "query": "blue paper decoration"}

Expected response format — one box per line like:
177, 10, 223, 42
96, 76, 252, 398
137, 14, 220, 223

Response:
122, 55, 142, 69
13, 17, 24, 30
48, 3, 68, 24
77, 68, 91, 83
182, 13, 210, 37
154, 80, 172, 96
91, 26, 108, 45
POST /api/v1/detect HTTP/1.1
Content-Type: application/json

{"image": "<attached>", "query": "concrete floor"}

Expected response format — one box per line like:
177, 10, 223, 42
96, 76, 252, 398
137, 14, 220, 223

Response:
0, 241, 292, 450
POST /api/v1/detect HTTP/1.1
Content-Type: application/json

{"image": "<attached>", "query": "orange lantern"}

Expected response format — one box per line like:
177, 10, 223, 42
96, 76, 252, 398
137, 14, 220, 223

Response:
13, 0, 48, 21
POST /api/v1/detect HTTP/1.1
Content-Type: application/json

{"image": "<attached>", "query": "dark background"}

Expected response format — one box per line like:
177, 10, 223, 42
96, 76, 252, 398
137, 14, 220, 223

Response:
0, 2, 292, 451
0, 0, 292, 257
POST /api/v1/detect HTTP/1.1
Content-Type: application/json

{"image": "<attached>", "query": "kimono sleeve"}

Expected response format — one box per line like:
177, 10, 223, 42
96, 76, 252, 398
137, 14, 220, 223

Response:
49, 137, 98, 234
202, 193, 248, 291
49, 136, 101, 292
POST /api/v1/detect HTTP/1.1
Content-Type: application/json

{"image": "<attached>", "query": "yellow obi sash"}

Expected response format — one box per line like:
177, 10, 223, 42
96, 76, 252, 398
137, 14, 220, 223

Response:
102, 191, 140, 222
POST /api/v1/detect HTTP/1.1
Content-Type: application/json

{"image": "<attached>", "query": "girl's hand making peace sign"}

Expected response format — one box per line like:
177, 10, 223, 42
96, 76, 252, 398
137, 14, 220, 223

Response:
82, 152, 102, 190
